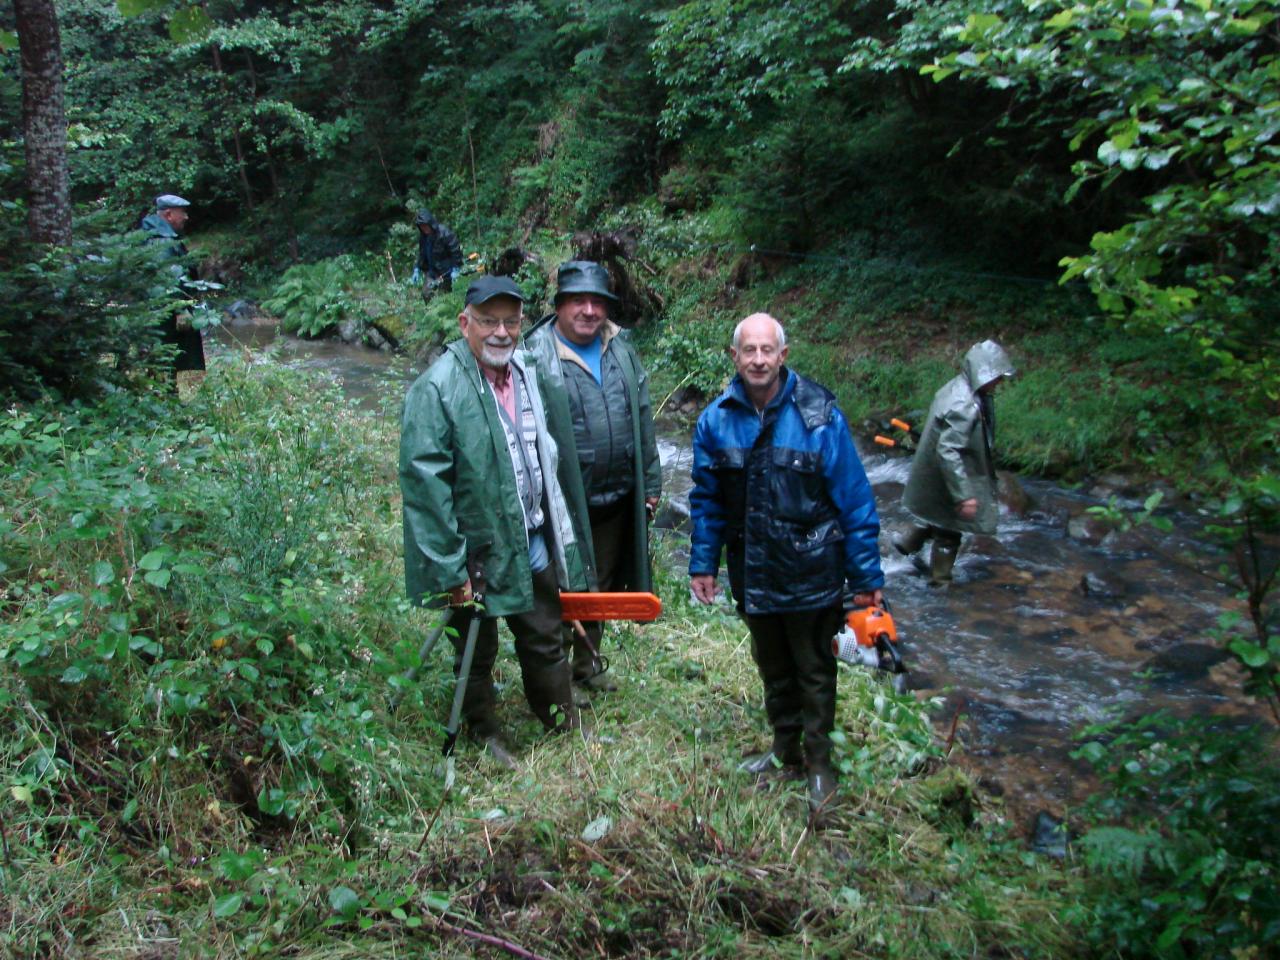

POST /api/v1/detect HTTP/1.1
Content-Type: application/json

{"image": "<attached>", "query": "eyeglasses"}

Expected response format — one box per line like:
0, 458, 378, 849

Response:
467, 312, 524, 332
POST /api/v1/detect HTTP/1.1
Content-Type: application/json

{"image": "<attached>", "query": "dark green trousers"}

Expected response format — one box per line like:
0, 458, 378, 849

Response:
571, 499, 630, 681
743, 606, 844, 773
449, 564, 574, 737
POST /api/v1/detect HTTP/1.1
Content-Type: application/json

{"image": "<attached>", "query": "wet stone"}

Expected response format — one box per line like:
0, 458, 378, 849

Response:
337, 317, 363, 344
1067, 511, 1113, 543
1098, 527, 1149, 556
224, 299, 266, 323
1135, 628, 1180, 653
1031, 627, 1079, 646
1146, 643, 1229, 681
1029, 811, 1070, 858
1087, 472, 1137, 500
1079, 572, 1125, 600
997, 470, 1033, 516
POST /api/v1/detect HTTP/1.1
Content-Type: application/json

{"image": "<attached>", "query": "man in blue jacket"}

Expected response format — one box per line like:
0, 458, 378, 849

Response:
688, 313, 884, 817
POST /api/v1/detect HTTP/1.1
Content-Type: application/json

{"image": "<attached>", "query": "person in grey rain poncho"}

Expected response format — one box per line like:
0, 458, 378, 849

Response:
894, 340, 1016, 585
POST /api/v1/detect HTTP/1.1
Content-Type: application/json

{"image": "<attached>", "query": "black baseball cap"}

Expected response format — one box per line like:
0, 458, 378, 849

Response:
464, 275, 525, 306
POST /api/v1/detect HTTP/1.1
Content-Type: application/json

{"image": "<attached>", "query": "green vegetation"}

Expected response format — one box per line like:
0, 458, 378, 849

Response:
1073, 714, 1280, 959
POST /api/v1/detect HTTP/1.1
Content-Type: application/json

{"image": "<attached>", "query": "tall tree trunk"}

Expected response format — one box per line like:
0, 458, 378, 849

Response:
13, 0, 71, 245
210, 44, 256, 212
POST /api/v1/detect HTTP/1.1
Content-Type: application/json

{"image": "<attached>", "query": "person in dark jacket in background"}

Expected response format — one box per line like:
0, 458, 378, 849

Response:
139, 193, 205, 378
411, 209, 462, 299
688, 313, 884, 819
894, 340, 1016, 586
524, 261, 661, 695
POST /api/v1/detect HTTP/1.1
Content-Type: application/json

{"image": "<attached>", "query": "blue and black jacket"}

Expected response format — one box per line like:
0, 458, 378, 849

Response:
689, 368, 883, 614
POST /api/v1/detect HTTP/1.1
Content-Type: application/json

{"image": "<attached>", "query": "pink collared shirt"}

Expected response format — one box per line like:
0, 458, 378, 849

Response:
482, 362, 515, 420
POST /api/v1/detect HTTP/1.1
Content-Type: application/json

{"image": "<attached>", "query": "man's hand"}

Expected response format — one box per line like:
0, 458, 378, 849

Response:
448, 580, 472, 606
690, 574, 719, 605
645, 496, 659, 523
851, 589, 884, 609
957, 498, 978, 521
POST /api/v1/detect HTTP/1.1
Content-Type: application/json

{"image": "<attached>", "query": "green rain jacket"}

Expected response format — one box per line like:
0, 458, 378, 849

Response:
400, 339, 591, 617
902, 340, 1016, 536
524, 319, 661, 593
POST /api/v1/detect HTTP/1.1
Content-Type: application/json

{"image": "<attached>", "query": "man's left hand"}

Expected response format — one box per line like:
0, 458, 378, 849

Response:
645, 497, 659, 523
851, 588, 883, 608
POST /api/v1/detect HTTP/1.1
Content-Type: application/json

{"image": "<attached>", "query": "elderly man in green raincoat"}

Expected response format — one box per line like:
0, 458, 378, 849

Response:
895, 340, 1016, 585
400, 275, 592, 766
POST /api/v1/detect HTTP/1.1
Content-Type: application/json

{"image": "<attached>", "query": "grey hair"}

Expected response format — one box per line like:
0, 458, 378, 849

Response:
731, 313, 787, 350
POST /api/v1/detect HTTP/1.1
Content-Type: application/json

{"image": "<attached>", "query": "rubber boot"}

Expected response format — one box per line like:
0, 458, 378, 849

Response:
482, 736, 518, 770
929, 541, 959, 586
522, 662, 577, 733
808, 765, 838, 821
738, 733, 804, 776
893, 524, 931, 557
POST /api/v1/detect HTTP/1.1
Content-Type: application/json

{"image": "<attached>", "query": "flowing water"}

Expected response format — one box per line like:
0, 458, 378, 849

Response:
212, 323, 1249, 819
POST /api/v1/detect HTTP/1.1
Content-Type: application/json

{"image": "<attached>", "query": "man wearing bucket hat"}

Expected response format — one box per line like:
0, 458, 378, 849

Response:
139, 193, 206, 377
524, 261, 661, 695
400, 275, 593, 766
894, 339, 1017, 586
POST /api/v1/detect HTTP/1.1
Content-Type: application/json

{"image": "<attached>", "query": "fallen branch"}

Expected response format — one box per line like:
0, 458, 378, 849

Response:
425, 911, 552, 960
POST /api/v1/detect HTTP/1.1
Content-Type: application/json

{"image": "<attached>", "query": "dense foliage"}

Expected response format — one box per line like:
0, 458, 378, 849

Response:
1074, 714, 1280, 958
0, 206, 186, 400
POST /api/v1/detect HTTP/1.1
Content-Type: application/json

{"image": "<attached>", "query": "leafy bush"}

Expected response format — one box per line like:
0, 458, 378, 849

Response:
261, 256, 359, 338
0, 361, 446, 949
262, 252, 432, 355
1072, 714, 1280, 959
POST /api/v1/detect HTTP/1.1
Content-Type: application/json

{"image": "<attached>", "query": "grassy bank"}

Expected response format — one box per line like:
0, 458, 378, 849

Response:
1, 359, 1082, 957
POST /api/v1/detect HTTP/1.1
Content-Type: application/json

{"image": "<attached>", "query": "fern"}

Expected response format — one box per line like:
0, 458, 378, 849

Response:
1079, 826, 1161, 879
262, 257, 357, 338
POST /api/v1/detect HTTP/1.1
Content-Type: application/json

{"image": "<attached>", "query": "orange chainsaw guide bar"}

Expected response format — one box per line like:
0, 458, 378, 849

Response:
559, 592, 662, 623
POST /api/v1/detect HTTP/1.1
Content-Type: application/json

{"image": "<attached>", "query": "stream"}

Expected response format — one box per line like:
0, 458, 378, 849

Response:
211, 320, 1249, 820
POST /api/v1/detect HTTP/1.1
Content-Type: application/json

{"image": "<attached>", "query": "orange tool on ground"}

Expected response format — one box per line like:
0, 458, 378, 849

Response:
832, 604, 908, 693
559, 592, 662, 623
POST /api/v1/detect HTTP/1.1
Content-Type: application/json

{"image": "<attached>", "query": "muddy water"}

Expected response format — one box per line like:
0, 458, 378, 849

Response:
211, 323, 1246, 818
211, 319, 421, 409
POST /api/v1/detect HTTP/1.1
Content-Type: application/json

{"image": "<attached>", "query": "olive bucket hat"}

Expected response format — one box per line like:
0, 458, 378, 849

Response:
555, 260, 618, 302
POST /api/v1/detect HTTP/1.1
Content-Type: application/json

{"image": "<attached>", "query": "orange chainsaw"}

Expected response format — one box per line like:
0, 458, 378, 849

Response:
399, 591, 663, 692
832, 604, 909, 694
